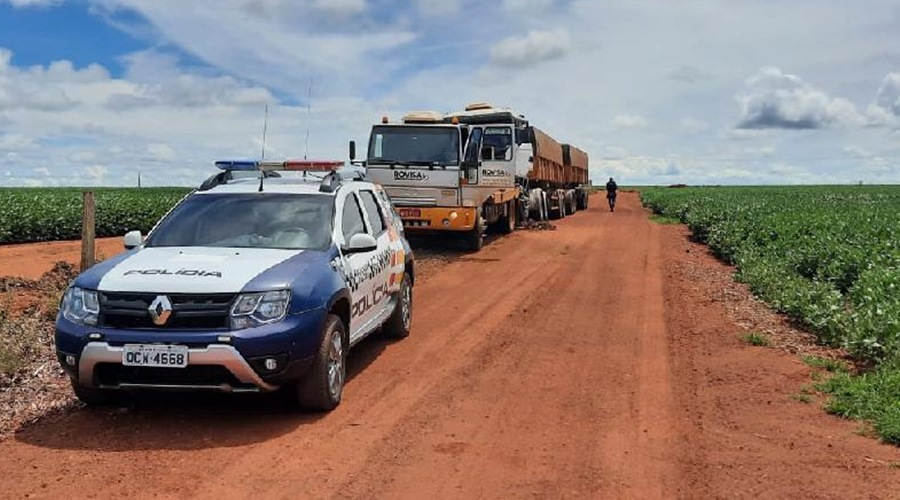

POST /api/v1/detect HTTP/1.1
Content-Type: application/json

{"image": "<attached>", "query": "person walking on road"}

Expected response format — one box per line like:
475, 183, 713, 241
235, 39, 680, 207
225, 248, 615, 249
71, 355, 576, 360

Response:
606, 177, 618, 212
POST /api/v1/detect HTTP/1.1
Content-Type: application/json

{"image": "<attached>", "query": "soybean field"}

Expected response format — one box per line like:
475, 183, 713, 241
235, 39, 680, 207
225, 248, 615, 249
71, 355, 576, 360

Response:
0, 188, 191, 245
642, 185, 900, 442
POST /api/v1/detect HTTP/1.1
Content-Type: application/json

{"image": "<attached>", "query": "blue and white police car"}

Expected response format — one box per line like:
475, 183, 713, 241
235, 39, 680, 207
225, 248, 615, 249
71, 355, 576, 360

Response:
55, 159, 414, 411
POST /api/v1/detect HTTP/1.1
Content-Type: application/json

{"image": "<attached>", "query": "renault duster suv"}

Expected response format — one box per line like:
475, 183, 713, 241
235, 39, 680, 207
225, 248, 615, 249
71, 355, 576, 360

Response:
55, 160, 414, 411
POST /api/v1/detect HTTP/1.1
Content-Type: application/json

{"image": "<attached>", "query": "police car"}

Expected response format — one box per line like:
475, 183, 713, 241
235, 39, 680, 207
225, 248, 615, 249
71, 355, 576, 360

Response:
55, 159, 414, 411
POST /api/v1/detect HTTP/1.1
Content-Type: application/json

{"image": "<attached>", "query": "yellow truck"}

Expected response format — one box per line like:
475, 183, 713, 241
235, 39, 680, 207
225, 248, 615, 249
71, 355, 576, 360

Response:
351, 103, 589, 250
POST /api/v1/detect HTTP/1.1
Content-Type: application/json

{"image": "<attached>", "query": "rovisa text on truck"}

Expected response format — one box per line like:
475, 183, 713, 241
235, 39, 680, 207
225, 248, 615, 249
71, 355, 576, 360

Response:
349, 103, 590, 251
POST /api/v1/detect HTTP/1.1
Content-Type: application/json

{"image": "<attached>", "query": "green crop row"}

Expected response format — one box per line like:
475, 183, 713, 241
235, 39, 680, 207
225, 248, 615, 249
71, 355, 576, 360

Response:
0, 188, 192, 245
640, 186, 900, 365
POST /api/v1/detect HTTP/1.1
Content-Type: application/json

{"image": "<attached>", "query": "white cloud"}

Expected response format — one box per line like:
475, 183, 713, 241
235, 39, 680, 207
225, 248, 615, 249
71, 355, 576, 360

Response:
2, 1, 900, 187
311, 0, 365, 17
875, 72, 900, 115
680, 118, 709, 132
843, 145, 874, 158
611, 115, 648, 129
489, 30, 571, 68
666, 65, 712, 83
0, 133, 36, 151
502, 0, 553, 13
415, 0, 458, 17
736, 67, 866, 130
2, 0, 62, 7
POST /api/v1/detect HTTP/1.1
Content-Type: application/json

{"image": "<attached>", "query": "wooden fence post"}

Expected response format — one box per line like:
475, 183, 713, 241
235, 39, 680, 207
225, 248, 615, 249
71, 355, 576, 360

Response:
80, 191, 95, 271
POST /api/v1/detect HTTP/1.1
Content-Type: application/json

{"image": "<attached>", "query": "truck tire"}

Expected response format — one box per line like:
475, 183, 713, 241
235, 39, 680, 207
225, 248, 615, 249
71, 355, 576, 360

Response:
498, 200, 515, 234
382, 272, 412, 339
292, 314, 346, 411
576, 191, 587, 211
538, 192, 549, 221
464, 217, 484, 251
71, 381, 119, 407
551, 192, 565, 220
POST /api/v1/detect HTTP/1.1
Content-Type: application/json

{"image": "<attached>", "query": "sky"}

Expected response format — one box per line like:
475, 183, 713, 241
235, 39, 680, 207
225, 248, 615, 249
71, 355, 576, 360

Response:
0, 0, 898, 187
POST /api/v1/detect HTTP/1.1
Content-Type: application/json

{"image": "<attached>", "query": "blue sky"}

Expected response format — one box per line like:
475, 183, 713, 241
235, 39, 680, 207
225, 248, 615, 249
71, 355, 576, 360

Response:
0, 0, 899, 187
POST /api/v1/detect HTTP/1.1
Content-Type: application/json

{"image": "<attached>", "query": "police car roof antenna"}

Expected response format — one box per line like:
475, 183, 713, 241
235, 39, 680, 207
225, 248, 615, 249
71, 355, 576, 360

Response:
303, 77, 313, 161
259, 102, 269, 192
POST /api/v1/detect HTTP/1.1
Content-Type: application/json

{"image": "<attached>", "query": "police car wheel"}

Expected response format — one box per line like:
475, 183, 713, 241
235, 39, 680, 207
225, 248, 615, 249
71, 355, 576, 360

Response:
71, 380, 118, 407
383, 272, 412, 339
293, 314, 346, 411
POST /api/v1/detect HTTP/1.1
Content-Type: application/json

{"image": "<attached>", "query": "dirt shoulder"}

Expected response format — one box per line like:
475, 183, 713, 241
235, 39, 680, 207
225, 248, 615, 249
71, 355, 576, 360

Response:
0, 193, 897, 499
0, 238, 125, 280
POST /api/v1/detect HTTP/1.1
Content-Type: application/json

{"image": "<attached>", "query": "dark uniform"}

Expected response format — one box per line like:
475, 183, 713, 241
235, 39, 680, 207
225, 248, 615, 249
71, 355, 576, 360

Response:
605, 178, 617, 212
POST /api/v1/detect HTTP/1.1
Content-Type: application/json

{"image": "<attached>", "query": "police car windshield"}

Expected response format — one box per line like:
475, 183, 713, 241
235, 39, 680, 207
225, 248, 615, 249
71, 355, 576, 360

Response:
368, 126, 459, 166
146, 193, 334, 250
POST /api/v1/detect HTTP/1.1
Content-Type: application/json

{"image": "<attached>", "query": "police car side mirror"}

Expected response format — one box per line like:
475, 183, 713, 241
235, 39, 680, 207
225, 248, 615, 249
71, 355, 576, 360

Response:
343, 233, 377, 254
124, 230, 143, 250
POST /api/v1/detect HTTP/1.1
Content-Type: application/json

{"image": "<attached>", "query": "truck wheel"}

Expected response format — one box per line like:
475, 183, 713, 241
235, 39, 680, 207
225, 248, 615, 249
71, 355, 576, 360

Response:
464, 217, 484, 251
383, 272, 412, 339
71, 380, 118, 407
498, 200, 515, 234
576, 192, 587, 211
292, 314, 346, 411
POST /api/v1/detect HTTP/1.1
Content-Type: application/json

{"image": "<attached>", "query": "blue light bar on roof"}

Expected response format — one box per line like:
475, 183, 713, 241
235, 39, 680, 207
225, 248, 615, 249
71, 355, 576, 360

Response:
215, 160, 259, 171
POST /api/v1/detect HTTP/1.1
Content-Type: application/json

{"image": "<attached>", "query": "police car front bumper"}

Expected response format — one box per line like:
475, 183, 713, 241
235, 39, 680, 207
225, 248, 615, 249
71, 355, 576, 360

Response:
56, 307, 328, 393
72, 342, 276, 392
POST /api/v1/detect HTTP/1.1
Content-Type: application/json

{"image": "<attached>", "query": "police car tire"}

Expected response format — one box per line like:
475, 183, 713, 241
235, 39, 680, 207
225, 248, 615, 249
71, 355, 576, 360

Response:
383, 272, 412, 339
71, 380, 117, 407
294, 314, 346, 411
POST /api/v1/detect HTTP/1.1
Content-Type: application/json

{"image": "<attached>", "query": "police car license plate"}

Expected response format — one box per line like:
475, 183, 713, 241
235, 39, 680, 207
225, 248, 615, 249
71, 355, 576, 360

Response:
399, 208, 421, 218
122, 345, 189, 368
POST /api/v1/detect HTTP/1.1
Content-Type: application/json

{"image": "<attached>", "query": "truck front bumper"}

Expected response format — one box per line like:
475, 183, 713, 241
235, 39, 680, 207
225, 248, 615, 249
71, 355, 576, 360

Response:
399, 207, 478, 232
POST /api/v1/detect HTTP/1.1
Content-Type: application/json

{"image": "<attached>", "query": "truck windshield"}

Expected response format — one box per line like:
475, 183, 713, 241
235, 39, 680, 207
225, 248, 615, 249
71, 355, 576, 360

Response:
368, 126, 459, 166
146, 193, 334, 250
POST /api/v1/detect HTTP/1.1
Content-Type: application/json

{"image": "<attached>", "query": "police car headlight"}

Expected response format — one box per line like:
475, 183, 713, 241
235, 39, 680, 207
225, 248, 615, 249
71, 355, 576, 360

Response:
60, 286, 99, 326
230, 290, 290, 330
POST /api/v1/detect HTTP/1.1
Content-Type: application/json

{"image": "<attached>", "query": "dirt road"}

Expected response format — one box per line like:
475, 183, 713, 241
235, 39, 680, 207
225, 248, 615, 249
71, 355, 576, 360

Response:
2, 193, 899, 499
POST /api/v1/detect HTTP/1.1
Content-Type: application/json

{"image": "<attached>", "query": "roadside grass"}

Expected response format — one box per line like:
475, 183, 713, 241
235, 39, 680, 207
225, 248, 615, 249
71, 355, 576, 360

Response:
649, 214, 681, 225
802, 355, 851, 373
741, 331, 770, 347
791, 387, 815, 403
818, 365, 900, 445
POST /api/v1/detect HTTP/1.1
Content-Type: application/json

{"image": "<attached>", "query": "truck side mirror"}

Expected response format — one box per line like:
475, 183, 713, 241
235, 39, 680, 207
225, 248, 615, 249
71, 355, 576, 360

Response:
349, 140, 356, 161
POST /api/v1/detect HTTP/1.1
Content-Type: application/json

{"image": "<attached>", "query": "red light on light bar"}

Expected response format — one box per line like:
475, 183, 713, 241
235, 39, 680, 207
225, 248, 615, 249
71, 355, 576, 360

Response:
283, 160, 344, 171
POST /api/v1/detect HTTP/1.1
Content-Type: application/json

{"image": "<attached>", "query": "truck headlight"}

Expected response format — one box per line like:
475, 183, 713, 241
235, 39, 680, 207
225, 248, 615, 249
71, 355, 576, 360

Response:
230, 290, 290, 330
60, 287, 99, 326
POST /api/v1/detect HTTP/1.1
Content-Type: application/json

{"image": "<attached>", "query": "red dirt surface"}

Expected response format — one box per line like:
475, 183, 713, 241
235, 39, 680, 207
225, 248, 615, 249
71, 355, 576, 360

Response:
0, 193, 898, 498
0, 238, 125, 280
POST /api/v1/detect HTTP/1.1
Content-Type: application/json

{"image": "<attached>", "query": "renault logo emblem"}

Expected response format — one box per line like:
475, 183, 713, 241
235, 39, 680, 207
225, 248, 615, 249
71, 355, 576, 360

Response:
148, 295, 172, 326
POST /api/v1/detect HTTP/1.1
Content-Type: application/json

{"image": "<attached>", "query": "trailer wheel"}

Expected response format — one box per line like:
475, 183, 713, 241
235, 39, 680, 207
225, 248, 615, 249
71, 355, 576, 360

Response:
540, 192, 549, 221
576, 191, 587, 211
464, 217, 484, 251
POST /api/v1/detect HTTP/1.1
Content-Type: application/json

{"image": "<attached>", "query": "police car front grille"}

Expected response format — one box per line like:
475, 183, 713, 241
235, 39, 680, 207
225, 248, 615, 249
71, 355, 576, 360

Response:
94, 363, 247, 388
99, 292, 235, 330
